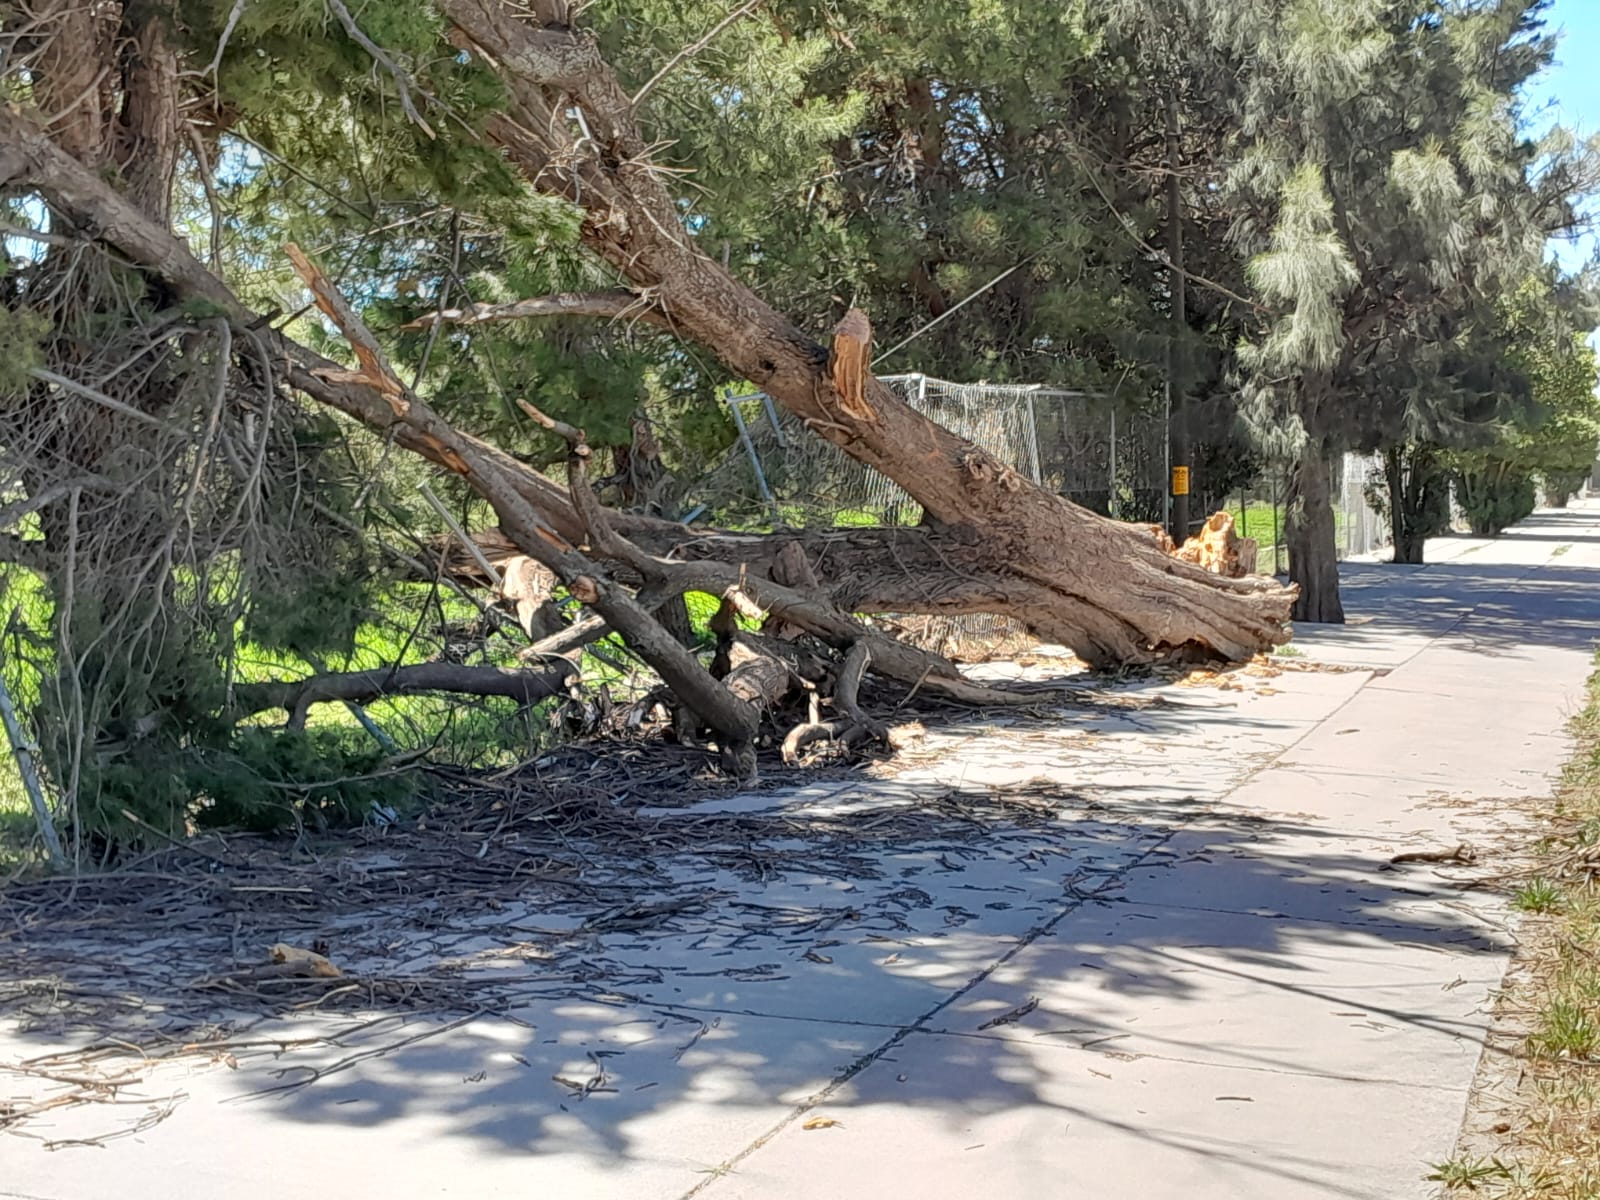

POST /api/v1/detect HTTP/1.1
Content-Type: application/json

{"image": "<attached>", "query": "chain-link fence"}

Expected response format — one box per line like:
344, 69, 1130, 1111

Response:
688, 374, 1168, 531
686, 376, 1400, 652
1222, 453, 1393, 574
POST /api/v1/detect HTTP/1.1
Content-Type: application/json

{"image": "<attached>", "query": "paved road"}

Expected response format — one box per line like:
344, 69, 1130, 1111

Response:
5, 505, 1599, 1199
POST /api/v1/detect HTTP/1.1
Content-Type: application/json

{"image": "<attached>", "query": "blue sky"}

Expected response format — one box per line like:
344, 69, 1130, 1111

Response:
1528, 0, 1600, 271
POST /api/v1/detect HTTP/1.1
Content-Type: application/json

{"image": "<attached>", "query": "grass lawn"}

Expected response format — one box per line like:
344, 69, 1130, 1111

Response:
1428, 651, 1600, 1196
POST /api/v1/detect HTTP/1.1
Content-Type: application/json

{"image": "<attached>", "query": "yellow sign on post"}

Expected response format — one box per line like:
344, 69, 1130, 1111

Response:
1171, 466, 1191, 496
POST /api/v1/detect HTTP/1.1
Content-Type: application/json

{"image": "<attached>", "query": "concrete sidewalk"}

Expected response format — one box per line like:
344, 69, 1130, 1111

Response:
5, 505, 1599, 1200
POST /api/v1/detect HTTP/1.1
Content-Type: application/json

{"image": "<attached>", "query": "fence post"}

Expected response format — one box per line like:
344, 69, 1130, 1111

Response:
1024, 391, 1043, 484
1108, 407, 1118, 518
759, 390, 787, 449
1272, 470, 1284, 576
726, 389, 784, 527
0, 652, 64, 869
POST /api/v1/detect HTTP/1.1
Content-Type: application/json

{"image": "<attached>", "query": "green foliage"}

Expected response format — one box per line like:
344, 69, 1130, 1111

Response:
73, 725, 419, 841
1530, 998, 1599, 1059
1454, 464, 1538, 536
1424, 1157, 1514, 1190
0, 302, 47, 400
1444, 283, 1600, 530
1514, 877, 1565, 914
192, 727, 419, 833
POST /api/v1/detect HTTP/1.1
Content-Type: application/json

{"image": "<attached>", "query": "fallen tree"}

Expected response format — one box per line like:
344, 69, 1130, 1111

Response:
416, 0, 1295, 667
0, 3, 1296, 789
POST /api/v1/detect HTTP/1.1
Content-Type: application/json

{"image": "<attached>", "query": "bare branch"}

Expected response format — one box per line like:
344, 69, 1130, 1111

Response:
325, 0, 437, 139
206, 0, 249, 77
400, 290, 670, 332
630, 0, 765, 109
29, 368, 176, 430
233, 661, 578, 727
0, 222, 73, 247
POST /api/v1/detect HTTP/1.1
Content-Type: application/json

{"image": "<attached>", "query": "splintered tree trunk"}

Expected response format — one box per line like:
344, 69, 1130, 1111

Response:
1287, 445, 1344, 624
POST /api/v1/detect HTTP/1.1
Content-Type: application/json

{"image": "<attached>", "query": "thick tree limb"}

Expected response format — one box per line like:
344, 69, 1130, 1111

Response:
233, 662, 576, 728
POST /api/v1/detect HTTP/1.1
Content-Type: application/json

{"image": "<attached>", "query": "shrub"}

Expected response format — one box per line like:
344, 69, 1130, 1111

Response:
1454, 466, 1537, 536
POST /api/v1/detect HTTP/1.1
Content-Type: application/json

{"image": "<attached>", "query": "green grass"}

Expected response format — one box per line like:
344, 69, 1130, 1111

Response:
1425, 1157, 1514, 1190
1513, 878, 1565, 914
1529, 999, 1600, 1059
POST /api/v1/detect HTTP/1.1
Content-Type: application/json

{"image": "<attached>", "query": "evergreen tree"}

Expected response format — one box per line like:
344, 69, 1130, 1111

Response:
1185, 0, 1597, 615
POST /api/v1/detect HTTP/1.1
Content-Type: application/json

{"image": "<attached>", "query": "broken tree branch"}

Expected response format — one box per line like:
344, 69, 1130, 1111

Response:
233, 661, 578, 728
400, 290, 669, 332
278, 242, 763, 767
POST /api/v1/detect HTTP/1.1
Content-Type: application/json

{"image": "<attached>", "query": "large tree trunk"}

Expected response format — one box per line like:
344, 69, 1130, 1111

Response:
1383, 444, 1447, 566
1286, 445, 1344, 624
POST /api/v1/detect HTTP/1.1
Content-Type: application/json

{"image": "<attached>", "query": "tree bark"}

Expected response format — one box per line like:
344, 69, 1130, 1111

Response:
234, 662, 578, 729
1383, 445, 1446, 566
1287, 445, 1344, 624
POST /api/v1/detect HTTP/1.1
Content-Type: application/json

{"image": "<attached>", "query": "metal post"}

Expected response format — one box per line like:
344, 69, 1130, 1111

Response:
419, 483, 503, 587
726, 389, 783, 527
1024, 390, 1043, 484
1271, 470, 1284, 576
1108, 407, 1118, 518
758, 390, 787, 449
1163, 391, 1172, 533
1165, 89, 1190, 544
0, 657, 64, 869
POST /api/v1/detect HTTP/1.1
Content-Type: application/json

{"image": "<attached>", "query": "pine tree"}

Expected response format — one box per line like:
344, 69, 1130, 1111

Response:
1191, 0, 1598, 615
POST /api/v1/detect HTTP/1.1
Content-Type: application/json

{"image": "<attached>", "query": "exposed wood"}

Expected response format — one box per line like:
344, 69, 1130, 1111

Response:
519, 613, 609, 662
828, 309, 877, 422
1174, 512, 1252, 578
